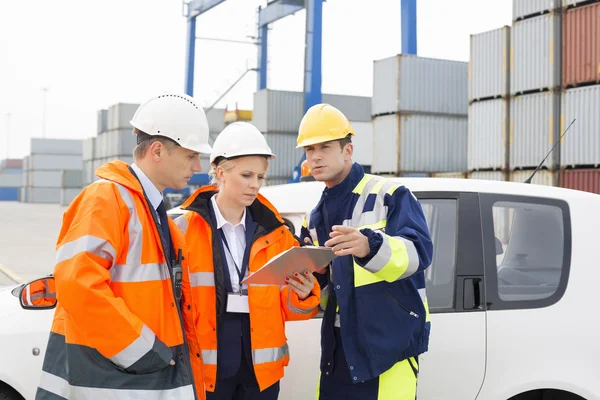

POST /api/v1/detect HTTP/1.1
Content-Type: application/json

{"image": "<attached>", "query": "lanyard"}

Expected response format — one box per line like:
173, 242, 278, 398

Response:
219, 229, 247, 294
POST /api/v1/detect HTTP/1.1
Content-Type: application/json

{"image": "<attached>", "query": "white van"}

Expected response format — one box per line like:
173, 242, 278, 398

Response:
1, 177, 599, 400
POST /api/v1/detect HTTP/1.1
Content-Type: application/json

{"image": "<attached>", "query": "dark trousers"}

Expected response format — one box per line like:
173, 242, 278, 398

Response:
318, 328, 418, 400
206, 352, 280, 400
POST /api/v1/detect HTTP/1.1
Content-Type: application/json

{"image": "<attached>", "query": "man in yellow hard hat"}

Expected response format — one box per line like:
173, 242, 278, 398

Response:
297, 104, 433, 400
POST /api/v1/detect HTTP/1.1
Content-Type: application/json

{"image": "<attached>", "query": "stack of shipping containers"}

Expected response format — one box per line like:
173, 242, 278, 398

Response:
468, 26, 511, 182
370, 55, 469, 178
559, 0, 600, 194
509, 0, 562, 186
252, 89, 372, 186
20, 138, 83, 204
0, 159, 23, 201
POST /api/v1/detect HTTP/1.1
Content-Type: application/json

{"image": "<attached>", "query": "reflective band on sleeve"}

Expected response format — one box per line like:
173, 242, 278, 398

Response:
174, 215, 189, 235
110, 263, 170, 283
190, 272, 215, 287
362, 235, 420, 282
56, 235, 117, 264
286, 291, 317, 315
253, 343, 289, 365
109, 324, 155, 369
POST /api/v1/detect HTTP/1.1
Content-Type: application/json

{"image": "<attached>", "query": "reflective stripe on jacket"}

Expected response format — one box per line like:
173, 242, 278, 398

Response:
36, 160, 205, 400
301, 163, 433, 383
175, 186, 321, 393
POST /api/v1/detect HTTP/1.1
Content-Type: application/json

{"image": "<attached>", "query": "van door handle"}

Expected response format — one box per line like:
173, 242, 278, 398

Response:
463, 278, 483, 310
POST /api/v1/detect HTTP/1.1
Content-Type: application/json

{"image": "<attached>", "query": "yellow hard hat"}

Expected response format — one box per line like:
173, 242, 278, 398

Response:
296, 103, 354, 148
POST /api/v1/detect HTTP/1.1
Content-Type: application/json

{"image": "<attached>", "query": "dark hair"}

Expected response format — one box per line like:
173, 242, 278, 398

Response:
338, 134, 353, 149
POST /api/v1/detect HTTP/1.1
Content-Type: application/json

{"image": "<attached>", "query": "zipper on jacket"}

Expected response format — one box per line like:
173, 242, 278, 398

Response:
385, 290, 419, 319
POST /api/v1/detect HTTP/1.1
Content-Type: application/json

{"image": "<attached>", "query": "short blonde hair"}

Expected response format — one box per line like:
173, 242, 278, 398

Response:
209, 156, 269, 186
132, 128, 177, 161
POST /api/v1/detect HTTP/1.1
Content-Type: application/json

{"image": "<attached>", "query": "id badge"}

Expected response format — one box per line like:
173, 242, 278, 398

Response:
227, 293, 249, 313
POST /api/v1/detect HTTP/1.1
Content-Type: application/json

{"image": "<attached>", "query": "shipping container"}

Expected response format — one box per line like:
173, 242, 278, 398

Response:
372, 114, 468, 174
108, 103, 139, 131
19, 187, 27, 202
60, 188, 82, 206
510, 91, 561, 169
372, 55, 468, 117
513, 0, 560, 21
468, 170, 508, 181
30, 138, 83, 156
560, 168, 600, 194
561, 85, 600, 166
511, 13, 562, 94
263, 132, 305, 180
94, 133, 108, 159
562, 2, 600, 87
97, 109, 108, 134
252, 90, 371, 133
469, 26, 511, 101
563, 0, 600, 8
205, 108, 226, 133
350, 121, 373, 167
0, 187, 19, 201
27, 171, 62, 187
62, 170, 83, 188
265, 178, 290, 187
0, 168, 22, 174
83, 161, 94, 185
509, 169, 557, 185
107, 128, 136, 158
468, 99, 510, 170
29, 154, 83, 171
21, 171, 27, 186
24, 187, 61, 204
83, 137, 95, 161
431, 172, 468, 179
0, 173, 22, 187
0, 158, 23, 169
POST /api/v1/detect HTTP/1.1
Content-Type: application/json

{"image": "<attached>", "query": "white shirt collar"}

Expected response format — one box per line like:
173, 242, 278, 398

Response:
211, 194, 246, 231
130, 163, 163, 211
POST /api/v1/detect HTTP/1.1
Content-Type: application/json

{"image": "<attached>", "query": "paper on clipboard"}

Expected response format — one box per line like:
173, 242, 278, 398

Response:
242, 246, 336, 286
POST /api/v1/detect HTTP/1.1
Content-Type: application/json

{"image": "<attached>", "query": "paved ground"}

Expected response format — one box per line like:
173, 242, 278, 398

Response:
0, 201, 67, 287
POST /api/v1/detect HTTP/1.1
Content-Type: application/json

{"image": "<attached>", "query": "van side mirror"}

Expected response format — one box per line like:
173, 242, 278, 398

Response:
19, 277, 57, 310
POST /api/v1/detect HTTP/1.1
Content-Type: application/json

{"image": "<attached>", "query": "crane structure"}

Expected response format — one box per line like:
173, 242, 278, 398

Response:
182, 0, 417, 181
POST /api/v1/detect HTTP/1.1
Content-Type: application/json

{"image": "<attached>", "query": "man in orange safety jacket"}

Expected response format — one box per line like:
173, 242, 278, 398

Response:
35, 93, 213, 400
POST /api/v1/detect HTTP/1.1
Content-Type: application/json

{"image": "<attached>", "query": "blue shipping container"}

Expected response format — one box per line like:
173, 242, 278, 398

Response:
1, 168, 22, 174
0, 187, 19, 201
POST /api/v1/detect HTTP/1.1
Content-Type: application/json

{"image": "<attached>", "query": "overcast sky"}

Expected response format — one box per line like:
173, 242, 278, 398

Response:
0, 0, 511, 159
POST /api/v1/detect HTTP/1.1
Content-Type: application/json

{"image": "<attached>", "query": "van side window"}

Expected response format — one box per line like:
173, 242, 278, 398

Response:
481, 194, 572, 310
420, 199, 458, 311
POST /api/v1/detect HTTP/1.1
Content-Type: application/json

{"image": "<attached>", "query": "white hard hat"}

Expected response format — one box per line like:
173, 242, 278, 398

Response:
130, 93, 213, 154
210, 122, 276, 165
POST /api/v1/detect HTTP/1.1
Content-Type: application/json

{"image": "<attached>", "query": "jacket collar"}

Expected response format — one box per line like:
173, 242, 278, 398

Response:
95, 160, 144, 195
322, 162, 365, 199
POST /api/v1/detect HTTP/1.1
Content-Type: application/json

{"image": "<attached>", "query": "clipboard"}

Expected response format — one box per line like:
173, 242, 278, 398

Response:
241, 246, 336, 286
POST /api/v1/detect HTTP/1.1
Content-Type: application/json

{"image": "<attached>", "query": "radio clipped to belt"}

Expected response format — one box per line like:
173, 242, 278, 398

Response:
173, 248, 184, 303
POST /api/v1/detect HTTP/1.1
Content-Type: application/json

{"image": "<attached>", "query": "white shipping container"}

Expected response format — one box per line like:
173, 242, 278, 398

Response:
252, 90, 371, 133
0, 173, 22, 187
372, 114, 468, 174
469, 26, 510, 101
350, 121, 373, 167
83, 161, 94, 185
510, 91, 560, 169
30, 154, 83, 171
25, 187, 61, 204
97, 109, 108, 134
468, 99, 509, 170
107, 128, 136, 158
19, 187, 27, 202
561, 85, 600, 167
28, 171, 62, 188
264, 132, 304, 180
95, 133, 108, 159
511, 13, 561, 94
205, 108, 226, 133
431, 172, 467, 179
372, 55, 468, 117
108, 103, 139, 131
61, 188, 82, 206
83, 137, 96, 162
513, 0, 560, 21
21, 171, 28, 186
62, 170, 83, 188
468, 170, 508, 181
23, 156, 30, 172
509, 169, 557, 186
30, 138, 83, 156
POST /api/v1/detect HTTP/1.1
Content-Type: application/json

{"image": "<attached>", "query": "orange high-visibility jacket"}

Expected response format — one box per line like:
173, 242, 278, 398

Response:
175, 187, 321, 393
36, 161, 205, 400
